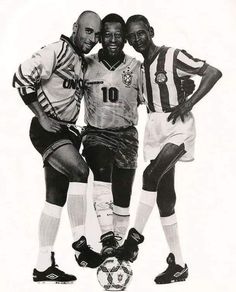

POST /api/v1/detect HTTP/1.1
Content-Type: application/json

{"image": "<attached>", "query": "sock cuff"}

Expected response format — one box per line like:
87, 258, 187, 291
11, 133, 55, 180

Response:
139, 189, 157, 207
68, 182, 87, 195
94, 181, 112, 187
93, 181, 112, 196
113, 205, 130, 216
160, 213, 177, 226
44, 201, 62, 218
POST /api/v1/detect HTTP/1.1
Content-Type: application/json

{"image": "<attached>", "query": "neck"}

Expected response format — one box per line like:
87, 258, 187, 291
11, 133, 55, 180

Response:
142, 42, 159, 60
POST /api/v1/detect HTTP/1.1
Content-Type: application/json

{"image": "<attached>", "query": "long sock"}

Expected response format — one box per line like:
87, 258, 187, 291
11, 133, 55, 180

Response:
36, 202, 62, 271
161, 213, 185, 267
113, 205, 130, 244
93, 181, 113, 235
134, 189, 157, 234
67, 182, 87, 257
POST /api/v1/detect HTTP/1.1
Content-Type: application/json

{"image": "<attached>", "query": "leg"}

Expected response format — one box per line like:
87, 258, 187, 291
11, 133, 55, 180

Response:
48, 144, 89, 241
112, 165, 135, 242
155, 167, 186, 284
116, 143, 185, 262
84, 145, 114, 235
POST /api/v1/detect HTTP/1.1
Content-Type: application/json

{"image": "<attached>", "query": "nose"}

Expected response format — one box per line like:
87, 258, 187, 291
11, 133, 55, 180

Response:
110, 33, 116, 42
90, 33, 96, 43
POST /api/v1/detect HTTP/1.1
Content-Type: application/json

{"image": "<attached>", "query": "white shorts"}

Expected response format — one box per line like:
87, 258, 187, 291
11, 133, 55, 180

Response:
143, 112, 196, 162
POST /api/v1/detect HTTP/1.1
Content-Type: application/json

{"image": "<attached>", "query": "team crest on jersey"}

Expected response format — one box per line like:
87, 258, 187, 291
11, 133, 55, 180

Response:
122, 67, 133, 87
155, 71, 167, 84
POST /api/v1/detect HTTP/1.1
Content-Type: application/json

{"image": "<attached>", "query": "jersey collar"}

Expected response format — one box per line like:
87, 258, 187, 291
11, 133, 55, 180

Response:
98, 49, 125, 71
60, 34, 84, 57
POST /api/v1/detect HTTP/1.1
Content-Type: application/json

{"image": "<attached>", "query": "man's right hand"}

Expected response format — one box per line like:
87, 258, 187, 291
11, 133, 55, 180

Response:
38, 115, 62, 133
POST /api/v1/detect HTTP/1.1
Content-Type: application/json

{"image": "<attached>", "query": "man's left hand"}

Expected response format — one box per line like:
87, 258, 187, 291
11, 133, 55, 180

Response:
167, 100, 193, 124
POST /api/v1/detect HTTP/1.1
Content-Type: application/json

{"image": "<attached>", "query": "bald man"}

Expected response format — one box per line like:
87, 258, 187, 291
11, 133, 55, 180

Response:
13, 11, 102, 283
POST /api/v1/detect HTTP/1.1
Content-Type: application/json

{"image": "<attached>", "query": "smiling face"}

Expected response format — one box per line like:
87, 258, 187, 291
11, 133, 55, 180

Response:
72, 12, 101, 54
126, 20, 153, 55
101, 22, 125, 58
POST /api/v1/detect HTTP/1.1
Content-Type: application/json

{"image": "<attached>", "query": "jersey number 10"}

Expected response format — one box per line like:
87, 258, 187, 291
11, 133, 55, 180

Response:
102, 87, 119, 103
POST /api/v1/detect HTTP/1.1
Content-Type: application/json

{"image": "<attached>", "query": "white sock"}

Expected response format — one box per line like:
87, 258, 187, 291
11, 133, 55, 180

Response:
93, 181, 114, 235
161, 213, 185, 267
134, 190, 157, 234
113, 205, 130, 244
36, 202, 62, 271
67, 182, 87, 256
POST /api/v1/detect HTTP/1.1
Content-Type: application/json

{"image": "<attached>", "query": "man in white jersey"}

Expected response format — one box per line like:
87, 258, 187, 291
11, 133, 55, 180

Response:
81, 13, 143, 257
116, 14, 222, 284
79, 13, 195, 261
12, 11, 104, 283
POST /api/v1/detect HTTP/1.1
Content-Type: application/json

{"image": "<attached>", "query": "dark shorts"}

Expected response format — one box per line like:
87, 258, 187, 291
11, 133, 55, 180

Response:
29, 117, 81, 161
82, 125, 139, 169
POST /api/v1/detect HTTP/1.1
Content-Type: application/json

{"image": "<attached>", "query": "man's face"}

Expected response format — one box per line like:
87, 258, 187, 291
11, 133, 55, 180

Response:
73, 15, 101, 54
126, 20, 152, 54
101, 22, 125, 57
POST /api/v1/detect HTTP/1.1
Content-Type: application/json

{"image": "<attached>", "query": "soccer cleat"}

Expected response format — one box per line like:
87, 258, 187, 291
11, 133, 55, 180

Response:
116, 228, 144, 262
154, 253, 188, 284
100, 231, 120, 257
72, 236, 105, 268
33, 252, 76, 284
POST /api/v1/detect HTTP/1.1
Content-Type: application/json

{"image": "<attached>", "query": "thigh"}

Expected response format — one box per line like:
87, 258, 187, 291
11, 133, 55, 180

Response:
47, 144, 89, 182
44, 163, 69, 207
112, 165, 136, 208
83, 145, 115, 182
115, 127, 138, 169
143, 142, 185, 191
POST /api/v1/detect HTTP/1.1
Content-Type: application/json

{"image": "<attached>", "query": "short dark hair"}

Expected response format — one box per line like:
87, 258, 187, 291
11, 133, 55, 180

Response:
126, 14, 151, 30
101, 13, 126, 34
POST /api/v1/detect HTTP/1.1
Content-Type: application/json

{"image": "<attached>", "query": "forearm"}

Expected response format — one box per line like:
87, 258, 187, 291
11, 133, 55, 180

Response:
28, 101, 47, 118
188, 65, 222, 108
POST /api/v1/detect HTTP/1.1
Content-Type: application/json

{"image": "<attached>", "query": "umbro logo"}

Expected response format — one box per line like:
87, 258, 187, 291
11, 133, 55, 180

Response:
79, 261, 88, 267
174, 267, 188, 278
131, 233, 141, 242
46, 273, 59, 280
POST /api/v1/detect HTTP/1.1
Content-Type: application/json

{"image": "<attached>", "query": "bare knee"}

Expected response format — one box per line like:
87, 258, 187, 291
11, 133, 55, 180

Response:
69, 163, 89, 182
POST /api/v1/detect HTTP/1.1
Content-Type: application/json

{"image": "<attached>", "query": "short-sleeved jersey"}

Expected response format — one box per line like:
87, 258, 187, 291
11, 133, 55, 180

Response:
13, 35, 85, 123
84, 53, 143, 129
143, 46, 208, 113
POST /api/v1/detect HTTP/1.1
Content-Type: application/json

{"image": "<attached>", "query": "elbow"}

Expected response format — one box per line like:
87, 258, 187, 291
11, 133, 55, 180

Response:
215, 68, 222, 80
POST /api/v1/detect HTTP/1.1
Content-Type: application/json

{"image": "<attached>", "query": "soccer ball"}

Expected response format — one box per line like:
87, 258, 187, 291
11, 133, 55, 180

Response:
97, 257, 133, 291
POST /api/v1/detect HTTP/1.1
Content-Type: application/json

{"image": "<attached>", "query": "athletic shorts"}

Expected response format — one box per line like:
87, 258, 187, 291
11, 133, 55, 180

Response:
29, 116, 81, 161
82, 125, 139, 169
143, 112, 196, 162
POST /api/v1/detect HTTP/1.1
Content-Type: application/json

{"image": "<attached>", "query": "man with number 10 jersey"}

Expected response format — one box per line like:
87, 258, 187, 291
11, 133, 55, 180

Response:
81, 14, 143, 257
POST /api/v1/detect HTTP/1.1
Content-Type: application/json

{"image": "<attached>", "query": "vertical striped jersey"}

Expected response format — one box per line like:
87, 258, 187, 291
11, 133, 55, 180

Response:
143, 46, 208, 113
12, 35, 85, 123
84, 52, 143, 129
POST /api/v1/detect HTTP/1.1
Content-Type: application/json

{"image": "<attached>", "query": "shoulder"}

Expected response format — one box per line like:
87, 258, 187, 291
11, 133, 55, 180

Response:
124, 54, 142, 67
85, 53, 99, 65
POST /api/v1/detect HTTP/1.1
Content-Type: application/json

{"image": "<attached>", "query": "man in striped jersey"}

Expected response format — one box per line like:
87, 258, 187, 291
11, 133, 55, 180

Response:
12, 11, 103, 283
117, 15, 222, 284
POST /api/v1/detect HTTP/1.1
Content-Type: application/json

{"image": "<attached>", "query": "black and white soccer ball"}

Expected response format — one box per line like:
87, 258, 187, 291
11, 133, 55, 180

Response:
97, 257, 133, 291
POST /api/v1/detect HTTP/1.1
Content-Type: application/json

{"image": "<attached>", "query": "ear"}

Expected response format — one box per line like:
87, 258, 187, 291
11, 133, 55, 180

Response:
149, 26, 154, 38
72, 22, 78, 34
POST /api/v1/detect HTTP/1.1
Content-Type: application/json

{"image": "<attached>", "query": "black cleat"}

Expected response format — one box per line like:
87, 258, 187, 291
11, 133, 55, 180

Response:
154, 253, 188, 284
33, 252, 76, 284
72, 236, 105, 268
116, 228, 144, 262
100, 231, 120, 257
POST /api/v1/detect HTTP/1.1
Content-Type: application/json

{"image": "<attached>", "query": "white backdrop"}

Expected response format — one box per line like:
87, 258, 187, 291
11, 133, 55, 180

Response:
0, 0, 235, 291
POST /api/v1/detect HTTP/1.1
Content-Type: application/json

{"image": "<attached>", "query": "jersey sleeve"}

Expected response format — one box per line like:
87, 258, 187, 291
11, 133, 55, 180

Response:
135, 61, 145, 106
175, 49, 209, 78
12, 44, 58, 104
